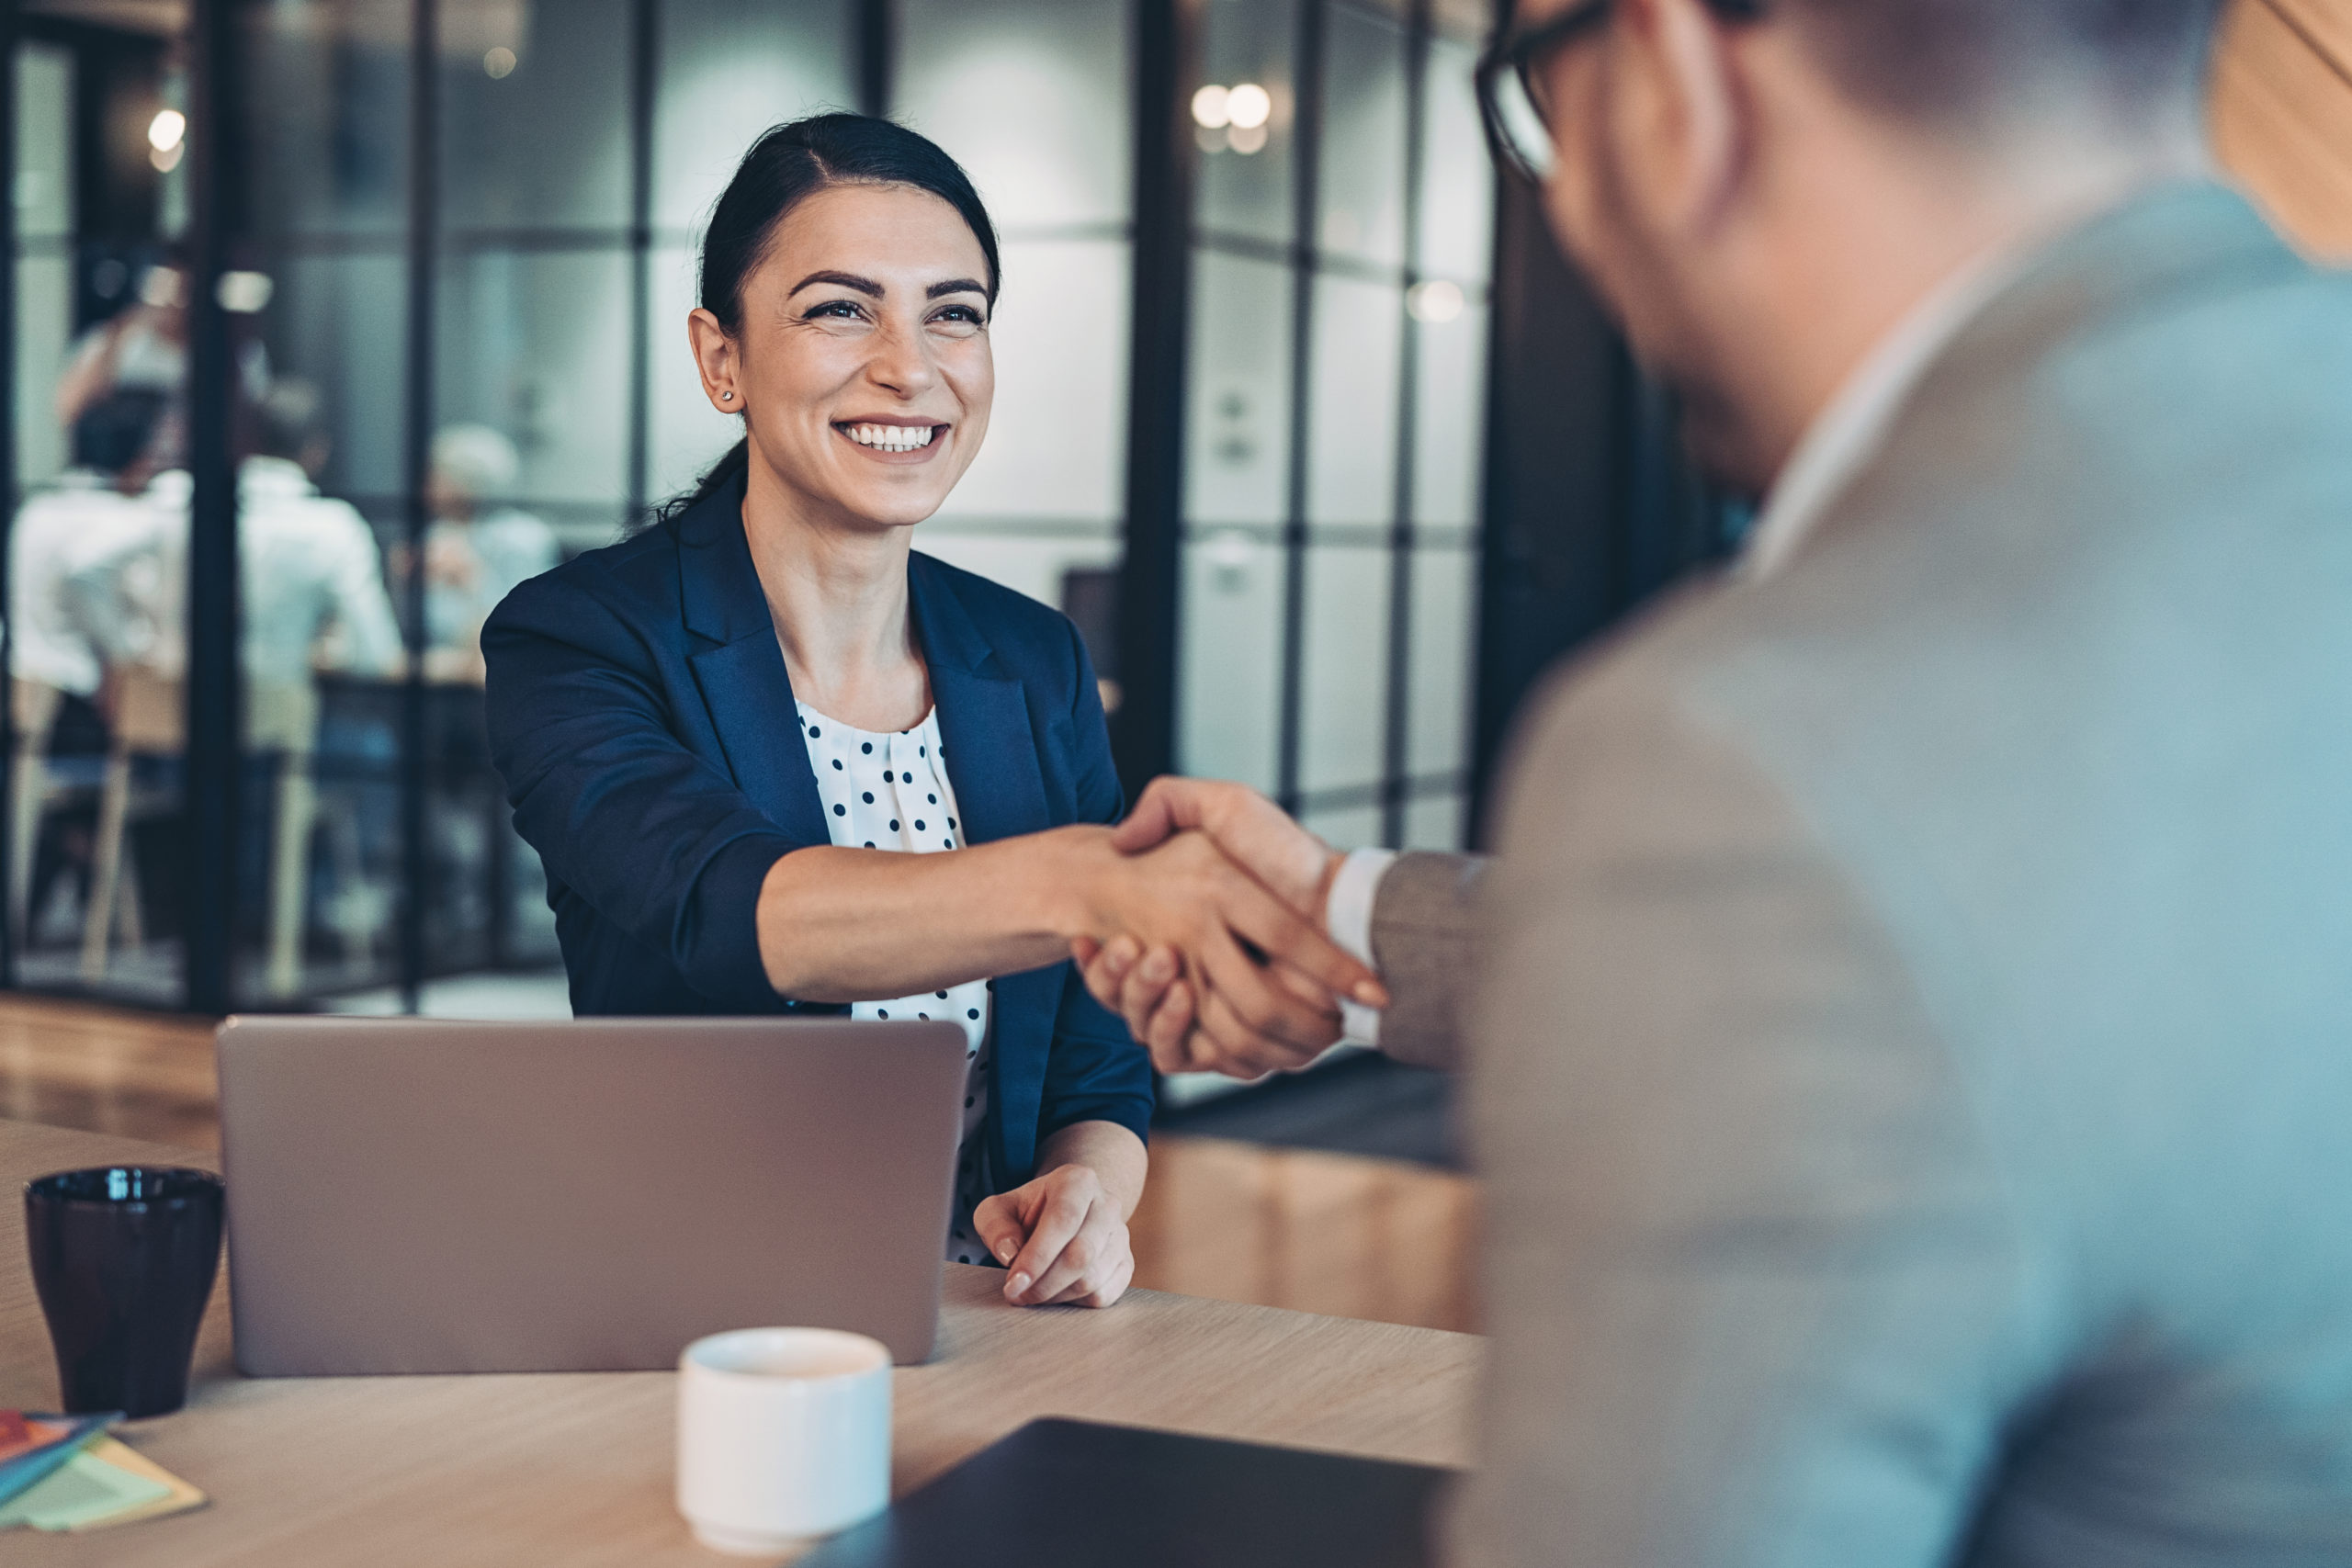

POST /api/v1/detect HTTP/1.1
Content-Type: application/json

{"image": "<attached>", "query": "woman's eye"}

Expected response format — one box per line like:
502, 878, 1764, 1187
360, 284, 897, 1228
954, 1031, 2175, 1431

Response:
807, 299, 865, 321
931, 305, 985, 328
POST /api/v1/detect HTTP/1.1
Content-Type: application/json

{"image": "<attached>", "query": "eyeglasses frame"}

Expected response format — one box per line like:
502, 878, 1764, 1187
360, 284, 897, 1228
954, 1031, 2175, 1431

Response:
1475, 0, 1767, 183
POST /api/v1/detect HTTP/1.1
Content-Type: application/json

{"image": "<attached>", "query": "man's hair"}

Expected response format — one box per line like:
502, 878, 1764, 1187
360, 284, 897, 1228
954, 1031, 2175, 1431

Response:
1783, 0, 2226, 130
254, 378, 324, 463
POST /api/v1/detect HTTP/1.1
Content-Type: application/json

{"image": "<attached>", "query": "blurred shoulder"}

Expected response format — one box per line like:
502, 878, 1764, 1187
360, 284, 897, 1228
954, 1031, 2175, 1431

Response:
303, 494, 379, 543
476, 508, 562, 570
493, 516, 677, 633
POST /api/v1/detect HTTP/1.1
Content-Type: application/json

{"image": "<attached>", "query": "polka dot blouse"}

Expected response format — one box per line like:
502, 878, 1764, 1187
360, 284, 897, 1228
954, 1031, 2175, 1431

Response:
796, 701, 997, 1267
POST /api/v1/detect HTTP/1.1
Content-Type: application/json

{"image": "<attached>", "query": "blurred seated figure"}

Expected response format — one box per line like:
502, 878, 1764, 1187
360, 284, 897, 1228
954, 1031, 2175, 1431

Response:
53, 258, 269, 486
55, 262, 185, 480
72, 378, 402, 685
11, 470, 153, 703
416, 424, 559, 678
6, 469, 153, 934
69, 378, 403, 992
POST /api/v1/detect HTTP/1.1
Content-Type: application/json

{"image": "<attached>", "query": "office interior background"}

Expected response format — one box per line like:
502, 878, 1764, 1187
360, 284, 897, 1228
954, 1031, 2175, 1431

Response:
0, 0, 2341, 1055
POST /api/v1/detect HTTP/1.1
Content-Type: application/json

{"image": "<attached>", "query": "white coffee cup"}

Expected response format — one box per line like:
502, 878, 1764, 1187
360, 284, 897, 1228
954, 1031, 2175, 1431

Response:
675, 1326, 893, 1556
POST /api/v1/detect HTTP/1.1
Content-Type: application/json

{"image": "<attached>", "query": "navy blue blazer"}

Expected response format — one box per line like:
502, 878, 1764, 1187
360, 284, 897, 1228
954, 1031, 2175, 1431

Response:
480, 477, 1151, 1184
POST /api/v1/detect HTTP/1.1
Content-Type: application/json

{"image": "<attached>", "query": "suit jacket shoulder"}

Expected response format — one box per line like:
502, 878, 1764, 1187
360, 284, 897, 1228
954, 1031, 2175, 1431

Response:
1455, 181, 2352, 1566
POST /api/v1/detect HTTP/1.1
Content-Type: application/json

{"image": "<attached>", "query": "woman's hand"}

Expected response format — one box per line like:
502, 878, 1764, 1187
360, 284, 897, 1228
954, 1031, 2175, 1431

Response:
1065, 828, 1379, 1061
973, 1163, 1135, 1309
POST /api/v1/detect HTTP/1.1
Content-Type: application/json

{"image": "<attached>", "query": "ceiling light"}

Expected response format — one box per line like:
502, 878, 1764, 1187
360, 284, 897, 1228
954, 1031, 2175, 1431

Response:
1229, 123, 1268, 155
1407, 279, 1465, 324
1191, 84, 1230, 130
1226, 83, 1272, 130
147, 108, 185, 152
149, 142, 183, 174
217, 270, 275, 314
484, 47, 517, 79
139, 266, 184, 309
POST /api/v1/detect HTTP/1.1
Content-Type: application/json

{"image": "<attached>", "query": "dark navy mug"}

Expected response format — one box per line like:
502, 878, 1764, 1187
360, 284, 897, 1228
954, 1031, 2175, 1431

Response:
25, 1166, 224, 1417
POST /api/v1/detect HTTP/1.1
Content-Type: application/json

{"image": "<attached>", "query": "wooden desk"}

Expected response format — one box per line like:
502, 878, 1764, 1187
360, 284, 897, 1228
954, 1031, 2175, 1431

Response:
2, 1119, 1479, 1565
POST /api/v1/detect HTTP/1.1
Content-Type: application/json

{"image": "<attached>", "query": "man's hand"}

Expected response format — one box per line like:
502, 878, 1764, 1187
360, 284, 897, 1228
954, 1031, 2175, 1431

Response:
1112, 777, 1344, 914
1072, 938, 1199, 1069
1073, 931, 1347, 1078
972, 1164, 1134, 1308
1075, 779, 1374, 1079
1073, 828, 1380, 1062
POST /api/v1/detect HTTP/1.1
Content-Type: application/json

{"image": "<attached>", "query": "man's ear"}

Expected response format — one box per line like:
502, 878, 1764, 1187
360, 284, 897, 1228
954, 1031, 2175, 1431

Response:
1613, 0, 1750, 236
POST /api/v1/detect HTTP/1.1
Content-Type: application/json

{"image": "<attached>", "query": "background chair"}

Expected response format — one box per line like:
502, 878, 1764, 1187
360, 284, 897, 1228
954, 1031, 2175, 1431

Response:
81, 664, 175, 982
82, 668, 318, 995
9, 679, 63, 933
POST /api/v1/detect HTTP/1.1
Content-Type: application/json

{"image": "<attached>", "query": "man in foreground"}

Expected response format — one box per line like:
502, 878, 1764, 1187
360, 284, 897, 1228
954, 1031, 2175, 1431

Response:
1086, 0, 2352, 1560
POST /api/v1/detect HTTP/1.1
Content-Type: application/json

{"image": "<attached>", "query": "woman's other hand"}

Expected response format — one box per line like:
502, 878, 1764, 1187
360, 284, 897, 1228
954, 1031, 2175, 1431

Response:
973, 1163, 1135, 1309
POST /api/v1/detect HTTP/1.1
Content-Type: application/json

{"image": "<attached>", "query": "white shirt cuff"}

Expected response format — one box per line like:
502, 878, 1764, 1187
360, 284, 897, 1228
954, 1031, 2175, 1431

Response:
1325, 848, 1398, 1047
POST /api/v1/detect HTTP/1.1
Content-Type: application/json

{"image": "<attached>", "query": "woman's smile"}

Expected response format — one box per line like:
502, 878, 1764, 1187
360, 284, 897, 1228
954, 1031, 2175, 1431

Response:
836, 419, 949, 461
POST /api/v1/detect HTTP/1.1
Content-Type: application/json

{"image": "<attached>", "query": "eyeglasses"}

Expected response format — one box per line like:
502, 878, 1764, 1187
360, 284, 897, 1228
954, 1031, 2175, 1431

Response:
1475, 0, 1764, 184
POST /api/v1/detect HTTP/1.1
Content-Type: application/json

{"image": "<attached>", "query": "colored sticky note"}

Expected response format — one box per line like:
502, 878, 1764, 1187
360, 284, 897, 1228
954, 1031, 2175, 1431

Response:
0, 1414, 115, 1508
0, 1447, 171, 1531
64, 1438, 207, 1531
0, 1414, 73, 1466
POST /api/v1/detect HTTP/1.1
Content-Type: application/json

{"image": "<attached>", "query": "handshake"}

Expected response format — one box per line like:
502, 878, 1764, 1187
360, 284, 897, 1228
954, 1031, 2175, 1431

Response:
1065, 777, 1387, 1079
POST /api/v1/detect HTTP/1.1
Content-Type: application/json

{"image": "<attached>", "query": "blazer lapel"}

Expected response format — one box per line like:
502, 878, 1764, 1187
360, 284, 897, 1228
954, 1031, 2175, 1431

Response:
911, 554, 1050, 846
909, 555, 1062, 1182
675, 481, 831, 848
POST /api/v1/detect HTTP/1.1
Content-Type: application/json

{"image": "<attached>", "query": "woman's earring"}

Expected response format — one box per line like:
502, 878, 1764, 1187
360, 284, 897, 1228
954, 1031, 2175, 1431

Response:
719, 389, 735, 403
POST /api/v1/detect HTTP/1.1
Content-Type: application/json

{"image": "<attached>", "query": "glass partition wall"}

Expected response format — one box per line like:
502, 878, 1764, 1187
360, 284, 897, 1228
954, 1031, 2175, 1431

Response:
2, 0, 1496, 1016
1176, 0, 1492, 854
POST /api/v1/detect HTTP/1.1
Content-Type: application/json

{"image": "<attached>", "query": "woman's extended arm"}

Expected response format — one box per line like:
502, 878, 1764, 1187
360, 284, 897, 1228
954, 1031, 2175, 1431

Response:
754, 828, 1379, 1055
486, 566, 1379, 1040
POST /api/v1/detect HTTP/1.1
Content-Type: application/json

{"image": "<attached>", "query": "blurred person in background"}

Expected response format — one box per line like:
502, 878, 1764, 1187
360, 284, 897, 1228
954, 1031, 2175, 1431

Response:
52, 256, 269, 486
5, 418, 164, 942
58, 379, 402, 978
9, 470, 153, 707
409, 423, 559, 680
54, 258, 185, 480
71, 378, 401, 686
1081, 0, 2352, 1562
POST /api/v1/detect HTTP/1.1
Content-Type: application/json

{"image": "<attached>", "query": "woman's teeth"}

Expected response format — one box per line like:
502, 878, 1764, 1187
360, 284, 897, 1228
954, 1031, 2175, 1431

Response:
845, 423, 938, 452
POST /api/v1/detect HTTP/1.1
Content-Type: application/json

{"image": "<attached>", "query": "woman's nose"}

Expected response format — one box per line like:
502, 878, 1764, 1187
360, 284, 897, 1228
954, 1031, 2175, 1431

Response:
865, 317, 937, 398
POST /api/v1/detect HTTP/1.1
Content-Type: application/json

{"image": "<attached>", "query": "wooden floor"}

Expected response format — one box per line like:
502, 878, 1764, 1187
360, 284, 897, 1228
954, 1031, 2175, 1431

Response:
0, 996, 1479, 1334
0, 993, 222, 1148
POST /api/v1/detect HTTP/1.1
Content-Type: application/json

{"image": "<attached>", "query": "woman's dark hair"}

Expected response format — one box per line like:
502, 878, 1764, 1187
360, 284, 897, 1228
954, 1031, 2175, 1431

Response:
659, 113, 1001, 524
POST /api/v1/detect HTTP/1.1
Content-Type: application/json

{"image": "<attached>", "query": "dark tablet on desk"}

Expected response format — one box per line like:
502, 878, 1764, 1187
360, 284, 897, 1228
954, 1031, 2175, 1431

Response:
799, 1416, 1453, 1568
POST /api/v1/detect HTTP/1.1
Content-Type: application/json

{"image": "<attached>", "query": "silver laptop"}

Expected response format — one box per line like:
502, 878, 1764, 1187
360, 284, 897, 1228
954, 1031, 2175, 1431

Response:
217, 1016, 969, 1375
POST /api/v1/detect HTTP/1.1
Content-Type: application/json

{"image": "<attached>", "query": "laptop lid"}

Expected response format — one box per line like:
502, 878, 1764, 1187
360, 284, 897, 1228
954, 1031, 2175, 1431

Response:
800, 1418, 1454, 1568
217, 1016, 968, 1375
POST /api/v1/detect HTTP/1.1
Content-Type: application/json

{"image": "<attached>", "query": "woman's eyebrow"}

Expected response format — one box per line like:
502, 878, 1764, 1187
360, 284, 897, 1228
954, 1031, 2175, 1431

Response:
925, 278, 988, 299
789, 269, 883, 299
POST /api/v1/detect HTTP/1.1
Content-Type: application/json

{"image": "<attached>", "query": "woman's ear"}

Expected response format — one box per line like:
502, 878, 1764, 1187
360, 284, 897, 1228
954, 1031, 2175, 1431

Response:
1611, 0, 1753, 239
686, 307, 742, 413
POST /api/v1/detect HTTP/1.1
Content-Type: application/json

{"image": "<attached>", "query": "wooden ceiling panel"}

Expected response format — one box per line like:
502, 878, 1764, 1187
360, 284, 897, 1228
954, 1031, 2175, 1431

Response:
2211, 0, 2352, 261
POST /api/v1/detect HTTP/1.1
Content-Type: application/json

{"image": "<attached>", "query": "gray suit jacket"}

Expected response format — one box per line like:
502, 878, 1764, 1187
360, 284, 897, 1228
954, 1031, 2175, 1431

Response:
1380, 184, 2352, 1566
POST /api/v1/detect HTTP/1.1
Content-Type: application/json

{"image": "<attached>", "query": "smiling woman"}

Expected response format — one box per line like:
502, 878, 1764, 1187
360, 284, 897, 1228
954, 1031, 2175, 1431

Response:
481, 116, 1382, 1314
